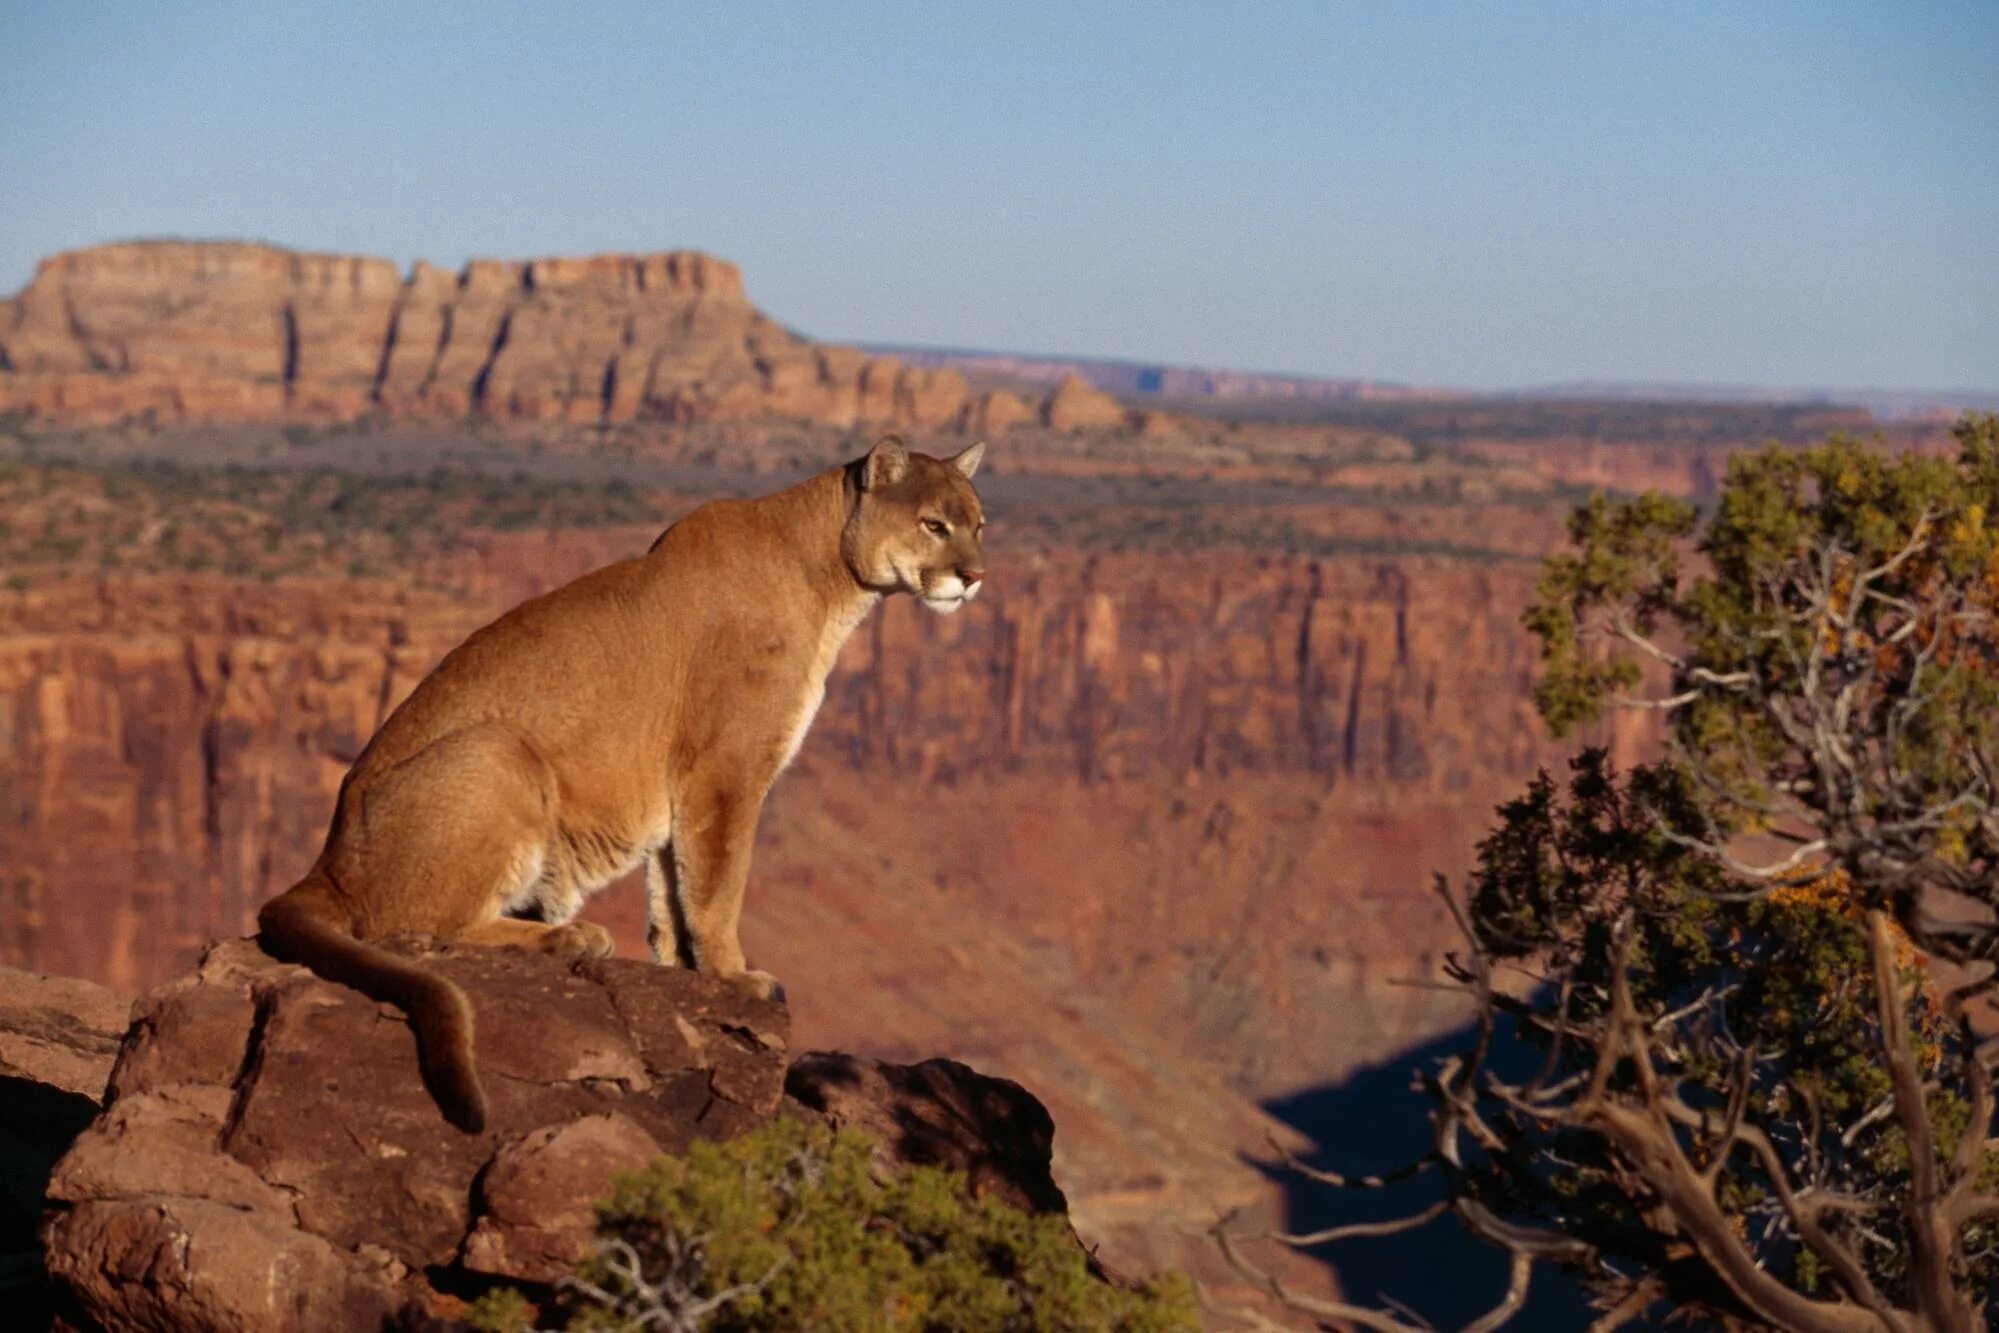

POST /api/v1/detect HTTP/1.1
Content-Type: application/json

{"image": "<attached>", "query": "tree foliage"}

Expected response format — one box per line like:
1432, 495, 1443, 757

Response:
1225, 416, 1999, 1332
1532, 414, 1999, 960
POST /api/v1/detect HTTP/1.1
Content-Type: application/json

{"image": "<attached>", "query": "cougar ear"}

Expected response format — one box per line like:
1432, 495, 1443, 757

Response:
949, 441, 986, 480
861, 435, 909, 490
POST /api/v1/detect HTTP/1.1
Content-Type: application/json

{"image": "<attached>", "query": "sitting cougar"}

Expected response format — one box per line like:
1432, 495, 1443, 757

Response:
258, 436, 987, 1131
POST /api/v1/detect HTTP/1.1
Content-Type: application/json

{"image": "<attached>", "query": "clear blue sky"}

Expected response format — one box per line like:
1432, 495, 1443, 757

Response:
2, 2, 1994, 391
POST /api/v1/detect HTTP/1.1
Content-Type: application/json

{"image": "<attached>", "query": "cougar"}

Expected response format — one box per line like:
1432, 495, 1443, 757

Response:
258, 437, 986, 1130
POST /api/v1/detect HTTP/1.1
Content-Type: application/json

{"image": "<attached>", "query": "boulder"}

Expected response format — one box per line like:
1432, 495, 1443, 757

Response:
44, 938, 787, 1331
785, 1052, 1068, 1216
458, 1113, 667, 1284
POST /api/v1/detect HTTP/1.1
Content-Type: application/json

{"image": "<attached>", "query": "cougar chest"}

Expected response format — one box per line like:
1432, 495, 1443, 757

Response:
773, 594, 879, 774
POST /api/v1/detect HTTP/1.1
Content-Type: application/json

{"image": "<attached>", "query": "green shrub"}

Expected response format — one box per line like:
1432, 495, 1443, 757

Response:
466, 1118, 1195, 1332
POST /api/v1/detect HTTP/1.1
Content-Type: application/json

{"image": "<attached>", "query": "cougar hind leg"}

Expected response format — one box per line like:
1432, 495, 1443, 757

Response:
330, 724, 563, 941
459, 917, 615, 957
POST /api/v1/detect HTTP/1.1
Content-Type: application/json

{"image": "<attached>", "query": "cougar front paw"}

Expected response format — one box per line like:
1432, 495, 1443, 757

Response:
545, 921, 616, 958
727, 968, 787, 1005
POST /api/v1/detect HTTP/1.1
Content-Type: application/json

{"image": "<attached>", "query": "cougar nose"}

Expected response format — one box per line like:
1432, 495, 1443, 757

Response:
961, 567, 984, 587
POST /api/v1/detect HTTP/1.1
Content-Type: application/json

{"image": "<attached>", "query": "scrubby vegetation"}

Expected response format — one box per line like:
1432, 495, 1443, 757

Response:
466, 1118, 1195, 1332
0, 449, 1566, 578
0, 459, 663, 582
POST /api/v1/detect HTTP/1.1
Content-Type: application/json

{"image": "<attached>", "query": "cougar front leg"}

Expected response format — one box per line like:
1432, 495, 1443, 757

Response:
644, 854, 692, 968
663, 789, 783, 1002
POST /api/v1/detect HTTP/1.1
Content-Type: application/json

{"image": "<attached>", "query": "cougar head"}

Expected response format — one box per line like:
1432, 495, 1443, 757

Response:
843, 437, 987, 614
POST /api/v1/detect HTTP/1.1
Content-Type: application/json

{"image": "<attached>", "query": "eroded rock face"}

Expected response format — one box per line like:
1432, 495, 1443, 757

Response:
39, 939, 1086, 1331
0, 241, 1082, 432
44, 938, 788, 1331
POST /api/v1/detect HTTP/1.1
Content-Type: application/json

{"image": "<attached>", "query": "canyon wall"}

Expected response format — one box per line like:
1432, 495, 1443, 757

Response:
0, 539, 1647, 1097
0, 242, 1056, 431
4, 537, 1662, 1273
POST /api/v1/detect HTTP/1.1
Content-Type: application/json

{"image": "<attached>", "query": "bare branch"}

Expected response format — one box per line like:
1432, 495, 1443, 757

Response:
1869, 909, 1977, 1332
1584, 1280, 1663, 1333
1263, 1202, 1449, 1249
1259, 1133, 1436, 1192
1650, 823, 1828, 886
1210, 1210, 1432, 1333
1460, 1252, 1534, 1333
1609, 618, 1684, 671
1946, 1015, 1994, 1224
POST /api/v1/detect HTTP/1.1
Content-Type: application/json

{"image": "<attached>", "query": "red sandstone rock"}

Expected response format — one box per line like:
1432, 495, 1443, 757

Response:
458, 1113, 666, 1283
38, 937, 1111, 1330
969, 387, 1036, 433
1042, 373, 1130, 431
0, 967, 128, 1102
0, 551, 1640, 1009
785, 1052, 1069, 1216
43, 938, 790, 1328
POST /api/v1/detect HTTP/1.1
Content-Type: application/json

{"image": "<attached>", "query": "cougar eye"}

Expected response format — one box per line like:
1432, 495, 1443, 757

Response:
922, 518, 950, 538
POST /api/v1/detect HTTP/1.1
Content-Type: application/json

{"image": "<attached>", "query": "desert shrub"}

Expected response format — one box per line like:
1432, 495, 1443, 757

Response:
466, 1117, 1195, 1333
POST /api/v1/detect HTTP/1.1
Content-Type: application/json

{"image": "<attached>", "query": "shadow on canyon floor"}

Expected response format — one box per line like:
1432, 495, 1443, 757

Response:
1263, 1020, 1597, 1331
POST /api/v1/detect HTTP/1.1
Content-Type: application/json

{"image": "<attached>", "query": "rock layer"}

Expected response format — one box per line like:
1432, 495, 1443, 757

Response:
0, 242, 1050, 430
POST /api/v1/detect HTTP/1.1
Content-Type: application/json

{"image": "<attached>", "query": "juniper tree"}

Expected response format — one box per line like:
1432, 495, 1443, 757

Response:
1221, 416, 1999, 1332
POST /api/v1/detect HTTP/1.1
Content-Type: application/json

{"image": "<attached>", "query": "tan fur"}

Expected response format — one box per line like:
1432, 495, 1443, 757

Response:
258, 438, 987, 1131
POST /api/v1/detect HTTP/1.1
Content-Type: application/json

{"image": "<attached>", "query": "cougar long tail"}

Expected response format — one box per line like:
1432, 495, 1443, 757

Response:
256, 873, 487, 1133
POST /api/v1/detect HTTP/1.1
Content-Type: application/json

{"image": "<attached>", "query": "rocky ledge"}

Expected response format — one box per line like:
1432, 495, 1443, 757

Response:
21, 940, 1075, 1331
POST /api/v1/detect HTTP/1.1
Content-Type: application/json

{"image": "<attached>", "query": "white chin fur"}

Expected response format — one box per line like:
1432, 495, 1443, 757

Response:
922, 595, 966, 615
